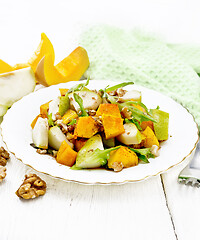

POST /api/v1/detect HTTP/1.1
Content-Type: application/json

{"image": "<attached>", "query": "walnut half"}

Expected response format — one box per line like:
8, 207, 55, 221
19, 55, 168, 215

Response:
16, 173, 46, 200
0, 146, 10, 166
0, 166, 6, 183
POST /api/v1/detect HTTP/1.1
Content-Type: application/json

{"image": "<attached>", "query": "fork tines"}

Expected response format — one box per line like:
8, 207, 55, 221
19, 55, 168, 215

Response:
178, 177, 200, 188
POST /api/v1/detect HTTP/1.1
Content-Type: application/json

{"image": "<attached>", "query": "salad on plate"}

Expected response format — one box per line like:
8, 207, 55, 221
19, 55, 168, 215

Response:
31, 80, 169, 172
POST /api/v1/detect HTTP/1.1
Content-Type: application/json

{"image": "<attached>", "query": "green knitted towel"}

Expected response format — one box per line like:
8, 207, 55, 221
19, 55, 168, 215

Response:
79, 25, 200, 130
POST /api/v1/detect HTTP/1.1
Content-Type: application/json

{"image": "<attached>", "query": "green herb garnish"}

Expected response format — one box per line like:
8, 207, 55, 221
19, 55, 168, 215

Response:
105, 82, 134, 92
119, 101, 156, 123
73, 93, 88, 117
125, 118, 142, 130
129, 147, 155, 163
68, 77, 90, 94
47, 113, 54, 127
68, 119, 77, 125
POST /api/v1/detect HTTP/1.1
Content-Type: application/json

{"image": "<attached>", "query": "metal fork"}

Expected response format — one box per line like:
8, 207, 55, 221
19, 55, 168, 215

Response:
178, 140, 200, 187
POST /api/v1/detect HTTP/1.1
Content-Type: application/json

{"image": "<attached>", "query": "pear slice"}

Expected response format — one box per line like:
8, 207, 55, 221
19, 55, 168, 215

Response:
75, 134, 104, 169
0, 67, 36, 116
120, 90, 141, 101
68, 89, 102, 112
32, 117, 49, 149
151, 109, 169, 141
102, 135, 115, 148
48, 126, 73, 150
59, 94, 70, 116
48, 97, 60, 121
117, 123, 143, 145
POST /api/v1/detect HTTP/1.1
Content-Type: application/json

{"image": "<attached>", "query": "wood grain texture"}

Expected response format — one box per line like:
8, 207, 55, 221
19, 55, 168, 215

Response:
0, 1, 200, 239
162, 158, 200, 240
0, 128, 177, 240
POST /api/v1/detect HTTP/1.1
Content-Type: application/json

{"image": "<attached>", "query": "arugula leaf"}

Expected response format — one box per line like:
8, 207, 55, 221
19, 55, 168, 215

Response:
125, 118, 142, 130
105, 95, 156, 124
73, 93, 88, 117
131, 101, 149, 113
129, 147, 155, 163
105, 82, 134, 92
47, 113, 54, 127
106, 94, 118, 104
68, 118, 77, 125
99, 85, 109, 100
68, 77, 90, 94
119, 102, 156, 123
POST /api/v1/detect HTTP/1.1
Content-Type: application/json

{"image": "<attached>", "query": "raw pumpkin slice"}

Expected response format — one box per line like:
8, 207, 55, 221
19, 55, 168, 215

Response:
35, 54, 63, 86
13, 63, 30, 70
0, 59, 13, 74
28, 33, 55, 72
55, 46, 89, 81
35, 47, 89, 86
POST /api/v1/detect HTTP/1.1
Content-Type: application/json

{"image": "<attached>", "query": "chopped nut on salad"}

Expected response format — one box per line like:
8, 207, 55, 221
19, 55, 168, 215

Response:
30, 80, 169, 171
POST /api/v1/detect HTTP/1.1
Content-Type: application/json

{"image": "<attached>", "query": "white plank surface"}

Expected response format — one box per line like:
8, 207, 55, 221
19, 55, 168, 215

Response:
0, 1, 200, 239
162, 158, 200, 240
0, 134, 176, 240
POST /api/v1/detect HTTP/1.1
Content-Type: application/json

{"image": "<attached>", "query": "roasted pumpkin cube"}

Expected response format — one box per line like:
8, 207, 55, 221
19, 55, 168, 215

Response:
40, 100, 52, 117
62, 109, 78, 124
59, 88, 69, 96
140, 121, 154, 131
102, 114, 124, 139
142, 126, 159, 147
56, 140, 77, 167
96, 104, 121, 118
108, 146, 138, 169
74, 116, 99, 138
75, 138, 88, 151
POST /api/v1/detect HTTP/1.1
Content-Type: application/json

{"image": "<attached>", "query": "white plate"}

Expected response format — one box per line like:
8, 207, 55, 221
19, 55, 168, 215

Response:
1, 80, 199, 184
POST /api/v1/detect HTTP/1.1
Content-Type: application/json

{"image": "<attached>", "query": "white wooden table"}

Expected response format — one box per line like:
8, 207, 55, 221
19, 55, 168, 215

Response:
0, 1, 200, 239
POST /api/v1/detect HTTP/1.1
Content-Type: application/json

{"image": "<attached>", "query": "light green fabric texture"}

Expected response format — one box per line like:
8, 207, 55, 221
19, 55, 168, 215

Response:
79, 25, 200, 129
169, 43, 200, 74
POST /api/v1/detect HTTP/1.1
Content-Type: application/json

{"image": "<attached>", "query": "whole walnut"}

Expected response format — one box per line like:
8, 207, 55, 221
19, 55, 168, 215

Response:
16, 173, 46, 200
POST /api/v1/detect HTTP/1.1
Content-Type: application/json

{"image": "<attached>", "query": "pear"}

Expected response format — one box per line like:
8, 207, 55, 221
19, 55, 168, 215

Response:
120, 90, 141, 102
59, 94, 70, 116
48, 126, 73, 150
32, 117, 49, 149
75, 134, 104, 169
117, 123, 143, 145
101, 134, 115, 148
0, 67, 36, 116
151, 109, 169, 141
48, 97, 60, 121
68, 89, 102, 112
